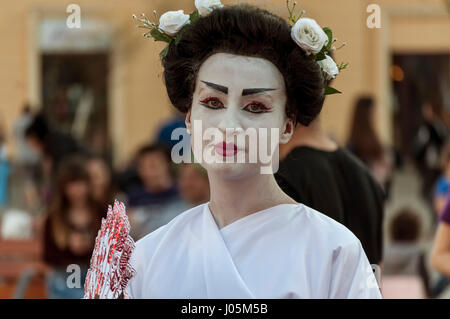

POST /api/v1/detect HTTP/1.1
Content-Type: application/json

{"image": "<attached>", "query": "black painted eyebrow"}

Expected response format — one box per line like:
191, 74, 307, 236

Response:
201, 81, 228, 94
242, 88, 277, 96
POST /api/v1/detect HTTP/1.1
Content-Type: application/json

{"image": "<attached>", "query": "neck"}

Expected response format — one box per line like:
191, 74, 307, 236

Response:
280, 117, 338, 159
208, 171, 296, 229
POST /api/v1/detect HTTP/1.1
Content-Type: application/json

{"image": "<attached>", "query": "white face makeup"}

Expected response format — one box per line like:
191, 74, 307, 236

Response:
187, 53, 294, 179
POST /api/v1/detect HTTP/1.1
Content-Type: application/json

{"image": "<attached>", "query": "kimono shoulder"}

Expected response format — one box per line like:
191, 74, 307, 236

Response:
296, 204, 363, 250
294, 205, 381, 298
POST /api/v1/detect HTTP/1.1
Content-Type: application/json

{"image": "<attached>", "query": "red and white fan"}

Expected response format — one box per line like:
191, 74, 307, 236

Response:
84, 201, 136, 299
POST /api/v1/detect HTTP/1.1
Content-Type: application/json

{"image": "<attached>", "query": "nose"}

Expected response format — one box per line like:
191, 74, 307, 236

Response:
217, 104, 243, 137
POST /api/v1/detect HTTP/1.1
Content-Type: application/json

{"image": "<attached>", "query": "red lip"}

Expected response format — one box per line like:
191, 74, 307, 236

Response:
215, 142, 238, 157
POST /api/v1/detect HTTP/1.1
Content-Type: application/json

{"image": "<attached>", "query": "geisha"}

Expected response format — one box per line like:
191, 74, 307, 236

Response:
126, 2, 382, 299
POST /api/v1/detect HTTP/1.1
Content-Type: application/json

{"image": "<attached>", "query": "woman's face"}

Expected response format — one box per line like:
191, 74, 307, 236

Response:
178, 164, 210, 205
65, 180, 89, 203
87, 159, 111, 193
187, 53, 294, 179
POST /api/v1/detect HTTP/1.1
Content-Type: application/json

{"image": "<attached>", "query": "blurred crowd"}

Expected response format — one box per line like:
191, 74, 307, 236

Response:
0, 93, 449, 299
0, 105, 209, 298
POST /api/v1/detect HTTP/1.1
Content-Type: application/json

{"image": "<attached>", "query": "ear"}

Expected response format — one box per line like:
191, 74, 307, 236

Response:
279, 118, 295, 144
185, 110, 192, 135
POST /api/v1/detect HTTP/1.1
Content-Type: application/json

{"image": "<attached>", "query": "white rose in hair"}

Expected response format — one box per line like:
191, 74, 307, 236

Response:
158, 10, 190, 36
291, 18, 328, 55
317, 55, 339, 80
195, 0, 223, 16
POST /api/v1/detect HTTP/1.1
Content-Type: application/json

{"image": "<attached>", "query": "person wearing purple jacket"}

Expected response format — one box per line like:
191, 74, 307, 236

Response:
430, 194, 450, 291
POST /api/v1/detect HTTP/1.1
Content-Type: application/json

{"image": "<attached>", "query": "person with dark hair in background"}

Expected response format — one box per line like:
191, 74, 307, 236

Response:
12, 104, 41, 209
382, 208, 430, 298
25, 113, 83, 171
414, 100, 448, 204
433, 140, 450, 216
430, 193, 450, 297
0, 111, 10, 207
178, 163, 210, 207
276, 87, 385, 267
14, 104, 39, 167
86, 155, 119, 209
155, 109, 187, 149
42, 156, 104, 299
276, 113, 385, 266
126, 143, 179, 207
126, 143, 188, 239
347, 96, 393, 192
25, 113, 84, 205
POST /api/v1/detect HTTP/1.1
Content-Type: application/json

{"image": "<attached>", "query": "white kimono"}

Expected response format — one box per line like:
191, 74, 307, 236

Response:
126, 202, 382, 299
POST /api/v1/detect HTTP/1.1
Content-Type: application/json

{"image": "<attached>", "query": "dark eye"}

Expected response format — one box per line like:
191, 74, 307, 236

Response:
200, 97, 224, 109
244, 102, 271, 114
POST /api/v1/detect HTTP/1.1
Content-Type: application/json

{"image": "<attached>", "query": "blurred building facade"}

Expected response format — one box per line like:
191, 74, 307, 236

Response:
0, 0, 448, 165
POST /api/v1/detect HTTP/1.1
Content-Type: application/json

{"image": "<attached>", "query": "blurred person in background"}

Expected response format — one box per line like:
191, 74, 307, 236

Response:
25, 113, 83, 171
12, 104, 40, 210
433, 140, 450, 217
430, 193, 450, 297
25, 113, 84, 205
13, 104, 39, 167
42, 156, 104, 299
276, 115, 385, 266
0, 113, 10, 208
347, 96, 393, 193
86, 155, 120, 209
382, 208, 429, 298
414, 100, 448, 204
178, 163, 210, 207
155, 109, 187, 149
126, 143, 187, 240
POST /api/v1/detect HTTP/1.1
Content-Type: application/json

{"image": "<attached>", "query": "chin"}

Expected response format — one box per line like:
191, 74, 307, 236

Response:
203, 160, 262, 180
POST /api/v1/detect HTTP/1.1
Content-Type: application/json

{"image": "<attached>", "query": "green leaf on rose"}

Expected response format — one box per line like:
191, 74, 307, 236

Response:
323, 27, 333, 51
150, 28, 172, 43
190, 11, 200, 23
324, 86, 342, 95
315, 52, 326, 61
174, 30, 184, 45
159, 43, 171, 58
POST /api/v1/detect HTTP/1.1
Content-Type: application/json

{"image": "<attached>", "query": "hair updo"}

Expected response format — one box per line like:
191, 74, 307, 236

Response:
162, 5, 326, 126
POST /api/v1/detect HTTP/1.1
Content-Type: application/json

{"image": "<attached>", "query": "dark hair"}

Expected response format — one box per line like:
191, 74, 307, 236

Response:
136, 143, 172, 162
162, 5, 326, 126
22, 103, 31, 114
48, 155, 103, 250
136, 143, 177, 180
25, 113, 50, 142
390, 208, 421, 242
86, 154, 117, 205
348, 95, 383, 164
440, 140, 450, 170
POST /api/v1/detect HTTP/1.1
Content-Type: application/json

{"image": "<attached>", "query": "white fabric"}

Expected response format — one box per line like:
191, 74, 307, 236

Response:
1, 209, 32, 240
126, 202, 382, 299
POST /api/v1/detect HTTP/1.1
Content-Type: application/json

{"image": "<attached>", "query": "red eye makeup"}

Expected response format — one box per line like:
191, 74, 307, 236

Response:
243, 101, 272, 113
199, 97, 224, 109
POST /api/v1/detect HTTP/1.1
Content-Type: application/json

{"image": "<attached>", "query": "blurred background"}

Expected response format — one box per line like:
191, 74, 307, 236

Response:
0, 0, 449, 299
